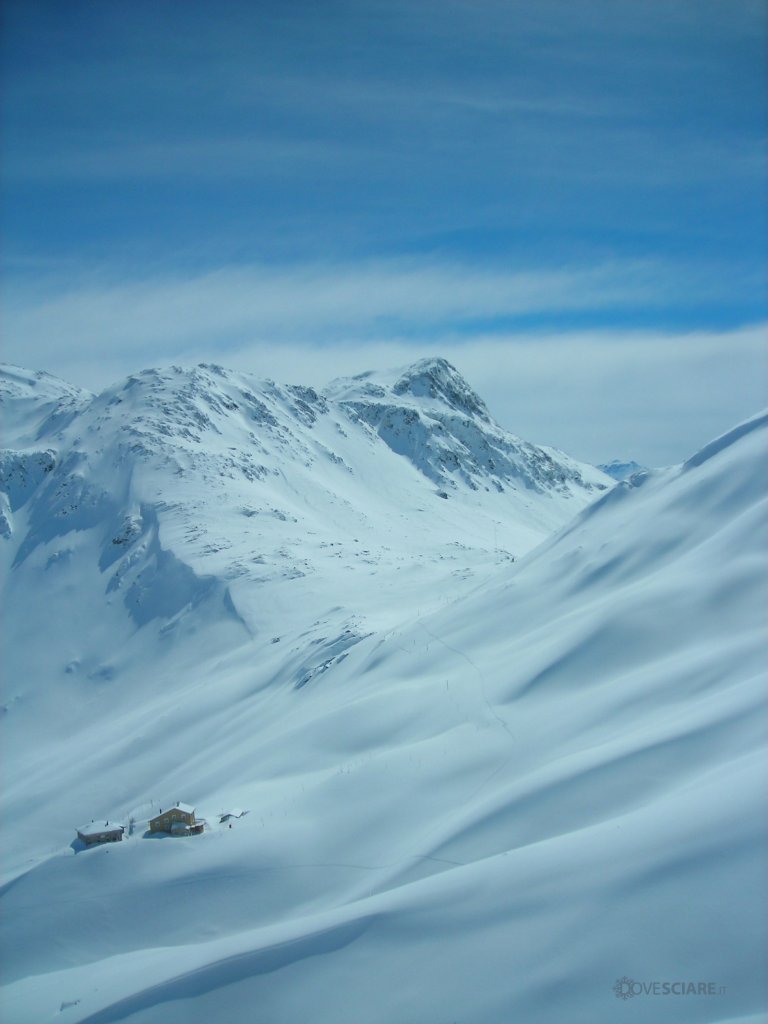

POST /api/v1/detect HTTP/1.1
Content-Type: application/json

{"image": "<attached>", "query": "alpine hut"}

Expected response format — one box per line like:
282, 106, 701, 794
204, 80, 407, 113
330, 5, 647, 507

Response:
76, 821, 125, 845
148, 803, 203, 835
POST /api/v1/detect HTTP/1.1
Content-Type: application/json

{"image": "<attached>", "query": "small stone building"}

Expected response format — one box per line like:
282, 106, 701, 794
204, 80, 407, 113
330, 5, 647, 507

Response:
149, 803, 202, 835
77, 821, 125, 845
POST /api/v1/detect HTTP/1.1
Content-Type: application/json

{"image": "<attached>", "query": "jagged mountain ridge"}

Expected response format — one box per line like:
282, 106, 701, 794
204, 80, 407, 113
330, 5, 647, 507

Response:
0, 358, 609, 647
2, 356, 606, 501
327, 357, 601, 496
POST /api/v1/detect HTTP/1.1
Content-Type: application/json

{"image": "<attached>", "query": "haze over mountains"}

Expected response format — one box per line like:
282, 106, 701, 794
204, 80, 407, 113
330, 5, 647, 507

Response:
0, 359, 765, 1024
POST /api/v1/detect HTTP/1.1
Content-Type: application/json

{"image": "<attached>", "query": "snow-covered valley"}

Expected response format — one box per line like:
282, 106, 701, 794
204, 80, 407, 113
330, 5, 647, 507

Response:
0, 359, 765, 1024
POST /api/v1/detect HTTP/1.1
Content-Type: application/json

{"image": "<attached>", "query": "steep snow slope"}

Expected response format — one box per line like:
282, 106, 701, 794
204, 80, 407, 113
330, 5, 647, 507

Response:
0, 367, 92, 540
0, 363, 764, 1024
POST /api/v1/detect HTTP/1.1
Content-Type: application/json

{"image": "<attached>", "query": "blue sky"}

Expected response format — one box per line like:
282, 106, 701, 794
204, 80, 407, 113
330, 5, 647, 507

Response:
1, 0, 765, 464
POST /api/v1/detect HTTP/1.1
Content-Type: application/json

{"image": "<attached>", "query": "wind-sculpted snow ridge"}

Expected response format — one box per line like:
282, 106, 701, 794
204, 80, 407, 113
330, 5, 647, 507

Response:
681, 408, 768, 471
0, 361, 765, 1024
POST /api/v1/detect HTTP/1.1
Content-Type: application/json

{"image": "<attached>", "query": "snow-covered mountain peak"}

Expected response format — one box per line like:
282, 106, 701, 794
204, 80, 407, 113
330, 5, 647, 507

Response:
0, 358, 610, 653
597, 458, 647, 481
325, 358, 609, 498
0, 362, 91, 448
325, 356, 489, 420
391, 356, 491, 421
0, 363, 89, 405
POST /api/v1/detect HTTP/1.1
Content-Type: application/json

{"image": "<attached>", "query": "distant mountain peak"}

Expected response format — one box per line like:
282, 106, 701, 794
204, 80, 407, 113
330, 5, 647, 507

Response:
598, 459, 647, 482
0, 362, 92, 447
0, 362, 90, 402
322, 358, 608, 497
392, 357, 490, 421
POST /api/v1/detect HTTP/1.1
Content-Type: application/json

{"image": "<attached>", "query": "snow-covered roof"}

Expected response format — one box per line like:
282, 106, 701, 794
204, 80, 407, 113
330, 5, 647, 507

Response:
168, 803, 195, 815
77, 821, 124, 837
220, 808, 245, 820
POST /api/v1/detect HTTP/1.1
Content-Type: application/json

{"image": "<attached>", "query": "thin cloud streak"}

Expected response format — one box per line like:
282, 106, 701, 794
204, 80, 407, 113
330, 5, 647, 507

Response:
2, 136, 365, 183
2, 257, 728, 368
5, 106, 761, 188
5, 3, 763, 190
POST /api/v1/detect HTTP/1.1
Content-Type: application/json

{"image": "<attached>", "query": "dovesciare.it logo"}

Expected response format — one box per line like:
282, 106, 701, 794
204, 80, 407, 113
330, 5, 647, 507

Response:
613, 977, 726, 1000
613, 977, 636, 1000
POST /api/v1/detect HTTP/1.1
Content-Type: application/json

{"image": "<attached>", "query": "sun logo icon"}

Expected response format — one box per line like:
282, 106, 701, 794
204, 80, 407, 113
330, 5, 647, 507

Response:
613, 976, 637, 1000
